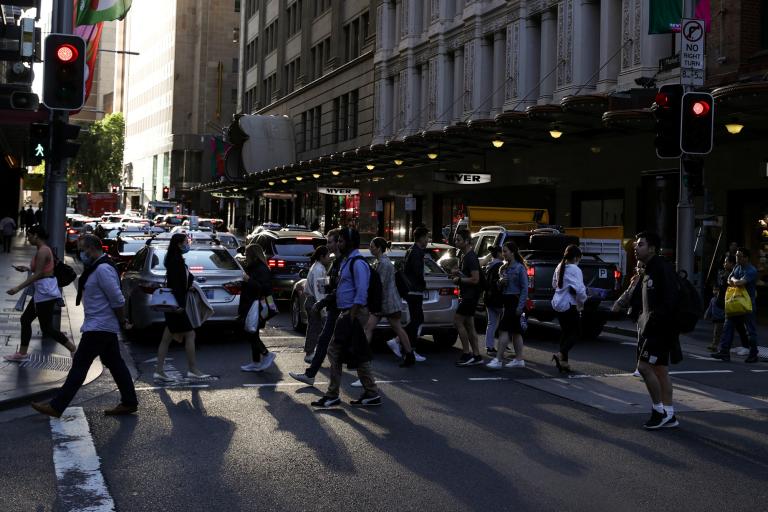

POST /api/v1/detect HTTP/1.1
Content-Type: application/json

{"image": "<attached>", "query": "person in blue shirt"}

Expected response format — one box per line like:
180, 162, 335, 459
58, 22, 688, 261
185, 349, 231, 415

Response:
31, 235, 138, 418
312, 227, 381, 408
713, 247, 760, 363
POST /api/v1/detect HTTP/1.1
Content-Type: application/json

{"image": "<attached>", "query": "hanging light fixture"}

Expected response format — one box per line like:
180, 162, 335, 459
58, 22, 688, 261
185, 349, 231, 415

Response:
427, 151, 438, 160
590, 146, 601, 154
366, 163, 375, 170
394, 158, 404, 166
331, 169, 340, 176
295, 176, 303, 181
491, 138, 504, 148
312, 173, 320, 179
725, 123, 744, 135
549, 126, 563, 139
281, 178, 288, 183
268, 181, 275, 186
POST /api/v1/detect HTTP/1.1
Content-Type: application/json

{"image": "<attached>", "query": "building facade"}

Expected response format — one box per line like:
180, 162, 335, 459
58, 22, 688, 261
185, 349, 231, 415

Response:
236, 0, 376, 231
120, 0, 240, 213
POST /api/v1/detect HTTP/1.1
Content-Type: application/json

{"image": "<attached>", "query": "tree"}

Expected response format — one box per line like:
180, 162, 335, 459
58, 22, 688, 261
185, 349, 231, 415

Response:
69, 112, 125, 192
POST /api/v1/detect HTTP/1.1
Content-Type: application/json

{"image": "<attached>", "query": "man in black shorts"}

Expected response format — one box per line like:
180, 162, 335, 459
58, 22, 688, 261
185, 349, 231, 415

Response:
451, 229, 483, 366
632, 232, 681, 429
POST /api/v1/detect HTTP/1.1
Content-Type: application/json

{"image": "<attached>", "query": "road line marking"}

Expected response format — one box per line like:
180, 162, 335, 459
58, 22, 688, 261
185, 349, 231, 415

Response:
135, 384, 210, 391
687, 354, 716, 360
669, 370, 733, 375
620, 342, 636, 346
750, 369, 768, 373
243, 382, 329, 388
468, 377, 509, 381
50, 407, 115, 512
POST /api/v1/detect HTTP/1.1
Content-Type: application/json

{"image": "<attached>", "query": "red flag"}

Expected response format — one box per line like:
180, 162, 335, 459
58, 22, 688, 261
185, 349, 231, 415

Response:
74, 22, 103, 104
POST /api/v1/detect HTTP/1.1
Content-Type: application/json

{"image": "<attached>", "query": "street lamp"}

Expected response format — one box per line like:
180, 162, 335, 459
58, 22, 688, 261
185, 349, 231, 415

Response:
725, 123, 744, 135
295, 176, 303, 181
394, 158, 404, 166
312, 173, 320, 178
366, 163, 375, 170
549, 126, 563, 139
491, 138, 504, 148
331, 169, 340, 176
268, 181, 275, 186
427, 152, 438, 160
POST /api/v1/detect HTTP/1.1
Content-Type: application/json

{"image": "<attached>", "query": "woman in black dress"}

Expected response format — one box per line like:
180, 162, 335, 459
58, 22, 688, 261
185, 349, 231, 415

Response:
154, 234, 209, 381
239, 244, 276, 372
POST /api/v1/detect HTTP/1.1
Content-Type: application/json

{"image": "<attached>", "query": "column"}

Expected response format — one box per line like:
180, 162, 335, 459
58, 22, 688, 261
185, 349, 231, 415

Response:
406, 58, 420, 135
435, 46, 452, 126
492, 30, 505, 115
518, 16, 540, 108
538, 9, 557, 104
598, 0, 621, 90
452, 46, 463, 123
574, 0, 600, 92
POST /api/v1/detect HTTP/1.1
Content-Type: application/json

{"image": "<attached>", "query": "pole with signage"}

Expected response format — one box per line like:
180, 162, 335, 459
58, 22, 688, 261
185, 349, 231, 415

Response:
676, 1, 700, 280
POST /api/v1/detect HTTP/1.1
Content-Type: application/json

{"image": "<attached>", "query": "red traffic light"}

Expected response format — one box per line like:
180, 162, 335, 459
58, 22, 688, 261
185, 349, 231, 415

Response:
691, 100, 711, 117
56, 44, 78, 63
654, 92, 671, 108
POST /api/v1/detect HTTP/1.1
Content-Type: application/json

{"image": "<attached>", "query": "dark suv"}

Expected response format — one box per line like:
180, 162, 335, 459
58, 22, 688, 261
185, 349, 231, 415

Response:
250, 230, 326, 300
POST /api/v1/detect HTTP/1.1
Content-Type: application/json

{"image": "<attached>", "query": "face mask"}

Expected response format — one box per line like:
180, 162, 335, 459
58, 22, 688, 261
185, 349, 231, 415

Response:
80, 251, 93, 265
181, 244, 190, 254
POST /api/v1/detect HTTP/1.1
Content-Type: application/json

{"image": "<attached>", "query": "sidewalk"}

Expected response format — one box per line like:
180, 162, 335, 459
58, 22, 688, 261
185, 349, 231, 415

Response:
0, 231, 101, 409
604, 316, 768, 361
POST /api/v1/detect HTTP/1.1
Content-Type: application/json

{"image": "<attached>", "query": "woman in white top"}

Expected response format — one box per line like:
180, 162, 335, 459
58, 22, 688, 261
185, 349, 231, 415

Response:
551, 245, 587, 373
303, 246, 330, 362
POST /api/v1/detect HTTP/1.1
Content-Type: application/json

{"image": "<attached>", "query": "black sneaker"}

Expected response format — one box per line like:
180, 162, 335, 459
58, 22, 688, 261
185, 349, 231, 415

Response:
455, 353, 473, 367
350, 394, 382, 406
643, 409, 670, 430
486, 348, 497, 356
661, 415, 679, 428
311, 396, 341, 409
468, 355, 485, 366
710, 352, 731, 362
745, 354, 759, 363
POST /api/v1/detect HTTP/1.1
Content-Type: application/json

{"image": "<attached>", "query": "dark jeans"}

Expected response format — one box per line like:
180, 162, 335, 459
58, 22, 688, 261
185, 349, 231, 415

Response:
719, 313, 758, 356
405, 294, 424, 343
21, 298, 69, 349
557, 307, 581, 362
2, 234, 11, 253
306, 308, 340, 378
248, 330, 268, 361
50, 331, 137, 414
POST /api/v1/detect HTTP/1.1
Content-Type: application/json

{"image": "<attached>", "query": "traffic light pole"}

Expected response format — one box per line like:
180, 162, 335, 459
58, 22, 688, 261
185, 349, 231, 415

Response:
676, 0, 697, 278
45, 0, 74, 260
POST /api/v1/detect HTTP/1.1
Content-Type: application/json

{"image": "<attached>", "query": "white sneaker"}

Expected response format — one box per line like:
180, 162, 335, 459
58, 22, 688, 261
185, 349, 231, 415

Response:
153, 372, 176, 382
486, 358, 503, 370
386, 338, 403, 358
304, 351, 315, 364
633, 369, 641, 377
413, 351, 426, 363
186, 371, 211, 379
257, 352, 276, 371
736, 347, 750, 356
351, 379, 362, 387
505, 359, 526, 368
240, 362, 261, 372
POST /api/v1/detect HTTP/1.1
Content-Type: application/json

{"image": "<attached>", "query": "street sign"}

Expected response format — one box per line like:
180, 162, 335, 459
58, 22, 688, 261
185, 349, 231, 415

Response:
680, 18, 705, 86
433, 172, 492, 185
317, 187, 359, 195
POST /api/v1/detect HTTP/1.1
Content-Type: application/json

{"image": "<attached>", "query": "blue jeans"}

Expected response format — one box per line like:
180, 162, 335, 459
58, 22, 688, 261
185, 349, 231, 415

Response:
306, 308, 340, 378
719, 302, 758, 356
485, 306, 503, 349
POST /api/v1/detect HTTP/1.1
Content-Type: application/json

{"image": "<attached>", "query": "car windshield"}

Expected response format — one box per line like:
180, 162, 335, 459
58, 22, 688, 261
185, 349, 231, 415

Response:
273, 238, 325, 256
150, 248, 240, 271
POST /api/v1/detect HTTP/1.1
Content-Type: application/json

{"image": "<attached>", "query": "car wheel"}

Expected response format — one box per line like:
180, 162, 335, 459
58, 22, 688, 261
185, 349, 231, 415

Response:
433, 329, 458, 348
291, 295, 306, 334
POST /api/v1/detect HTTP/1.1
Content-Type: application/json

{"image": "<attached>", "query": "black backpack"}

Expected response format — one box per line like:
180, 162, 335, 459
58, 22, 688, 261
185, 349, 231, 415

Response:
53, 255, 77, 288
676, 271, 703, 333
349, 256, 383, 313
484, 261, 504, 308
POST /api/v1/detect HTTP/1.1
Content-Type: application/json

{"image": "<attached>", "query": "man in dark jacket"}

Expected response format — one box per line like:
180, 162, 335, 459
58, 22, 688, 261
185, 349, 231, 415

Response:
402, 227, 428, 345
632, 232, 680, 430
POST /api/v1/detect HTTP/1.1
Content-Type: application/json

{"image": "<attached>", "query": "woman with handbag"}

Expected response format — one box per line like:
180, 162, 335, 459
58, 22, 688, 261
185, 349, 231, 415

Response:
303, 246, 330, 363
154, 234, 209, 381
5, 226, 76, 362
486, 241, 528, 369
240, 244, 275, 372
364, 237, 415, 367
551, 245, 587, 373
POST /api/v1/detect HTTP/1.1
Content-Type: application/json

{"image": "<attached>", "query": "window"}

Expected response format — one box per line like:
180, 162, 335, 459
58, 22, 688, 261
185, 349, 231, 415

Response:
231, 88, 238, 103
301, 112, 308, 151
245, 38, 258, 70
332, 97, 340, 143
343, 12, 367, 63
246, 0, 259, 18
235, 0, 240, 12
263, 73, 277, 104
284, 57, 300, 93
309, 38, 330, 80
333, 89, 359, 142
232, 58, 238, 73
265, 20, 279, 53
286, 0, 303, 37
313, 0, 331, 18
303, 106, 322, 150
233, 27, 240, 44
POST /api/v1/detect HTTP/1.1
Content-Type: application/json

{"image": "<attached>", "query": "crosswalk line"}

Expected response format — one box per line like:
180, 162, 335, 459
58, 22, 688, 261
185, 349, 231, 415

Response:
50, 407, 115, 512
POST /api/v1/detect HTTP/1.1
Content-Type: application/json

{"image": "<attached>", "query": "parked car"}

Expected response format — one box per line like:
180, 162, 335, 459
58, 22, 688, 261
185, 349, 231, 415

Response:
95, 223, 163, 256
154, 214, 188, 230
289, 249, 460, 346
470, 226, 622, 338
65, 217, 90, 251
121, 240, 245, 330
389, 242, 455, 262
245, 222, 282, 245
249, 229, 326, 300
212, 232, 243, 258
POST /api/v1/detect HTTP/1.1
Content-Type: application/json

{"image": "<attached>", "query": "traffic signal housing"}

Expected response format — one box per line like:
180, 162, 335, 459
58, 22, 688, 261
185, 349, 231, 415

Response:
52, 120, 82, 159
680, 92, 715, 155
162, 186, 170, 199
42, 34, 86, 110
652, 84, 684, 159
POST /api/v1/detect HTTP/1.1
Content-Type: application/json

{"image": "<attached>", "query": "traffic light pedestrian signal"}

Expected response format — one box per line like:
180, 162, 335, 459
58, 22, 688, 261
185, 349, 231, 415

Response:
162, 186, 170, 199
652, 84, 684, 159
28, 122, 49, 166
42, 34, 86, 110
680, 92, 715, 155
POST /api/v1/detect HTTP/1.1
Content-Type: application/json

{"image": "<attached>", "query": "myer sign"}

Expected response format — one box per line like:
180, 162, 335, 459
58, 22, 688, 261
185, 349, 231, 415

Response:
433, 172, 492, 185
318, 186, 360, 195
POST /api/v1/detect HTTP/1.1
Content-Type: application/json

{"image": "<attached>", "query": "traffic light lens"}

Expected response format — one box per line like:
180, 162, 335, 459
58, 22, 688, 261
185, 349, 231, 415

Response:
56, 44, 78, 63
655, 93, 670, 108
691, 100, 711, 117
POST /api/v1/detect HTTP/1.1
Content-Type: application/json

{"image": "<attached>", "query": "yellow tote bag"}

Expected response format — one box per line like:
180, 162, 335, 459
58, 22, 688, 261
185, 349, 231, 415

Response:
725, 286, 752, 317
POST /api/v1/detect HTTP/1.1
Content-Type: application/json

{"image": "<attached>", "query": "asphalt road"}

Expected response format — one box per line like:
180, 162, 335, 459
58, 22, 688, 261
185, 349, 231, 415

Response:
1, 311, 767, 512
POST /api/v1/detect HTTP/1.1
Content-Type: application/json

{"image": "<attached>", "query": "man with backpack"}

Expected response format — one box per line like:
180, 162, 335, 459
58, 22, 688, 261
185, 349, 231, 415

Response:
631, 232, 681, 429
312, 227, 381, 408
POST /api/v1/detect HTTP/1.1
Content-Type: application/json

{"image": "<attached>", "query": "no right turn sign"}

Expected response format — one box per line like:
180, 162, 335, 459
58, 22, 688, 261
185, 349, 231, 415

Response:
681, 18, 705, 86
